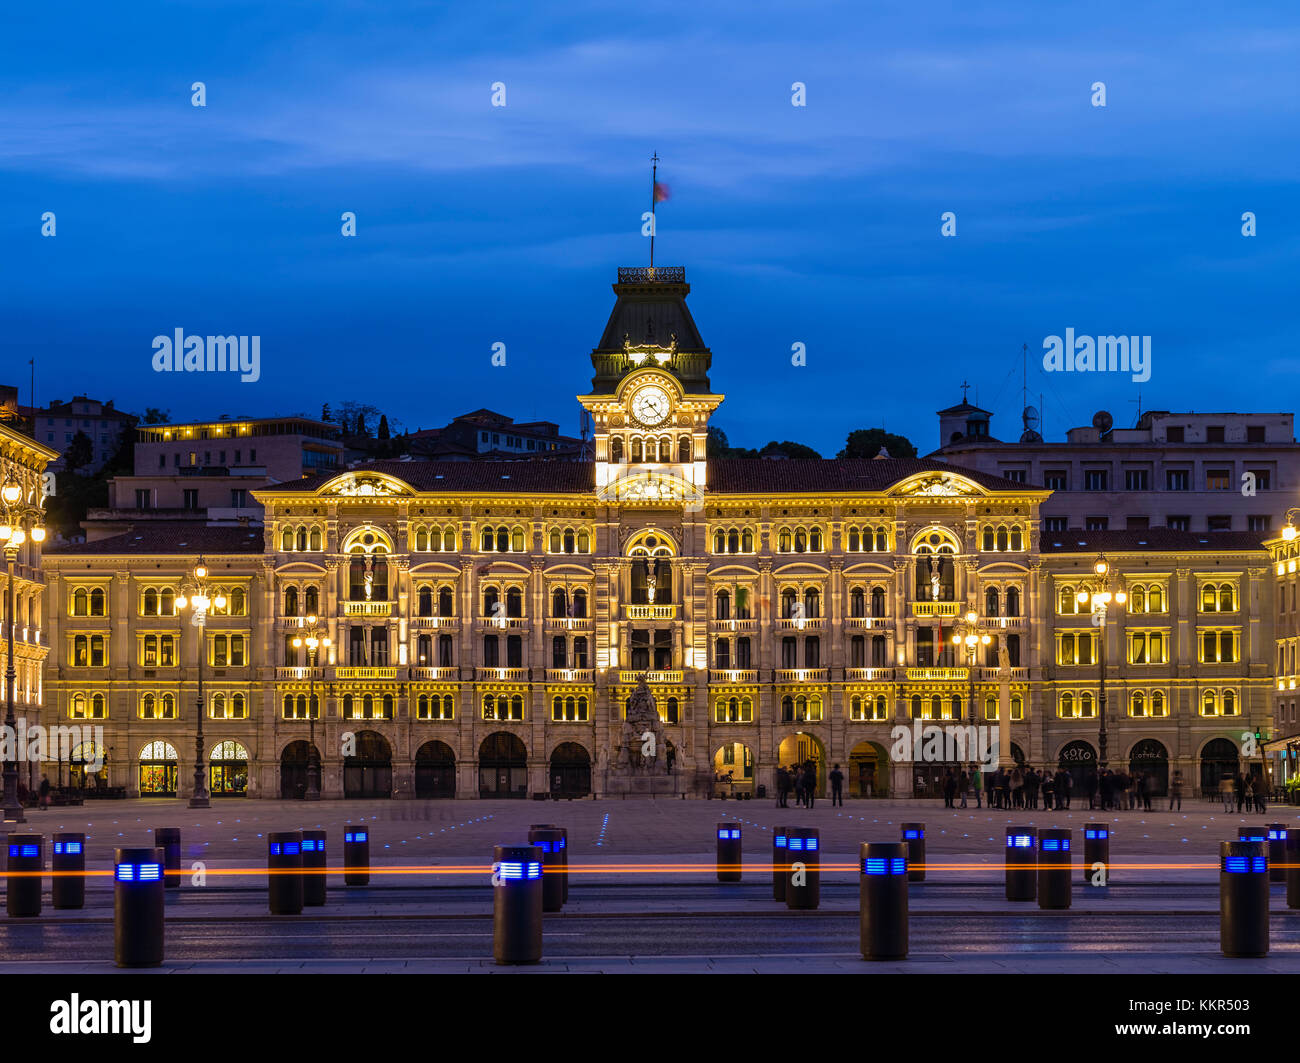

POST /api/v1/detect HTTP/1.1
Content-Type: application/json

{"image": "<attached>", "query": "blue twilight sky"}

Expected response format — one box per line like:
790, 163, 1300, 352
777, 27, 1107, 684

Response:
3, 0, 1299, 457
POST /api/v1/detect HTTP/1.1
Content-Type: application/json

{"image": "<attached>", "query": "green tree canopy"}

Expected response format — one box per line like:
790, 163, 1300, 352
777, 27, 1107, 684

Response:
838, 428, 918, 460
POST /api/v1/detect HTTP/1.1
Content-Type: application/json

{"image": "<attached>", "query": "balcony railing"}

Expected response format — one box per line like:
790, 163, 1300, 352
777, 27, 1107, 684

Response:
477, 616, 529, 629
409, 666, 459, 681
334, 666, 398, 679
845, 667, 894, 682
913, 601, 960, 617
276, 666, 324, 680
410, 615, 458, 629
711, 617, 758, 631
477, 667, 529, 681
619, 670, 683, 684
544, 616, 594, 631
545, 668, 594, 684
343, 601, 393, 617
978, 666, 1029, 681
626, 604, 676, 620
618, 265, 685, 284
710, 669, 759, 684
845, 616, 888, 629
905, 667, 969, 681
775, 617, 823, 630
980, 615, 1024, 629
774, 668, 828, 683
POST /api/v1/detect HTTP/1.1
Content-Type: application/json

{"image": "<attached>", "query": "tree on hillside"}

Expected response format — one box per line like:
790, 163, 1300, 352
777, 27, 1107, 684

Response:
142, 407, 170, 425
838, 427, 918, 460
758, 440, 822, 459
64, 430, 94, 473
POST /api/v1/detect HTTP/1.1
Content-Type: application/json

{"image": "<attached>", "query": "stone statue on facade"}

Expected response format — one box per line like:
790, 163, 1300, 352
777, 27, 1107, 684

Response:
613, 674, 666, 776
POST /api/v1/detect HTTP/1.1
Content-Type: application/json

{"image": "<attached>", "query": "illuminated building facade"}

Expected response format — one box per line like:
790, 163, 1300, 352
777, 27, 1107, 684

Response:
37, 267, 1278, 800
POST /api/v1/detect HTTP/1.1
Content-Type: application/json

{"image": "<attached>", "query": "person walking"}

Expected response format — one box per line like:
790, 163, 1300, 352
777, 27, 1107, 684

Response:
942, 769, 956, 809
803, 760, 817, 809
1234, 771, 1246, 814
958, 768, 969, 809
972, 766, 983, 809
1086, 769, 1099, 811
38, 774, 51, 809
1041, 771, 1054, 814
776, 766, 789, 808
1142, 771, 1154, 812
1242, 774, 1254, 815
829, 763, 844, 807
1219, 773, 1235, 813
1010, 766, 1024, 810
1059, 768, 1072, 811
1169, 770, 1183, 811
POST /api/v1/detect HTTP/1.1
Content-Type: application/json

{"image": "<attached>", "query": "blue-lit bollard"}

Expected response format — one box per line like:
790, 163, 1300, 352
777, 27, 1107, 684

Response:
785, 827, 820, 910
268, 831, 304, 915
773, 827, 788, 902
1267, 824, 1287, 883
6, 833, 42, 917
1220, 841, 1268, 958
527, 826, 565, 912
153, 827, 181, 890
52, 833, 86, 910
1037, 829, 1072, 910
716, 822, 742, 883
901, 823, 925, 883
493, 844, 543, 965
301, 829, 326, 907
114, 847, 165, 968
1082, 824, 1109, 887
1286, 830, 1300, 910
860, 842, 908, 961
344, 825, 370, 886
531, 824, 569, 902
1005, 826, 1037, 902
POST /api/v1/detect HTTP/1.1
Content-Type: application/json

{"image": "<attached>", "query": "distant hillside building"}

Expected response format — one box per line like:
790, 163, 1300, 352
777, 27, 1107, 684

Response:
409, 409, 586, 461
932, 401, 1300, 535
29, 395, 136, 474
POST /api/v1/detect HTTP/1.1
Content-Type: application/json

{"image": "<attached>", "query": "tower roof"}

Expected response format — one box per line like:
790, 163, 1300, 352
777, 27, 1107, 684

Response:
590, 267, 712, 394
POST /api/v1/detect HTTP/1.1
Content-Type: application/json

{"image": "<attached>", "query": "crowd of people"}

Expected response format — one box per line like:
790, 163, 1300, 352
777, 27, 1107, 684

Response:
774, 761, 822, 808
937, 764, 1207, 812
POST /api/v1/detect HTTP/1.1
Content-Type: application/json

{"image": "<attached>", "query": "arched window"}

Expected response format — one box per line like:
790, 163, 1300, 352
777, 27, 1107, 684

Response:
552, 587, 568, 617
506, 587, 523, 617
1132, 691, 1145, 716
418, 586, 433, 616
577, 530, 590, 552
713, 530, 725, 553
848, 528, 861, 552
715, 590, 730, 620
810, 529, 822, 551
73, 588, 87, 615
803, 587, 820, 617
285, 586, 299, 616
1220, 585, 1235, 611
715, 638, 730, 669
573, 589, 588, 618
870, 587, 885, 618
563, 529, 575, 553
911, 695, 922, 718
511, 528, 525, 552
631, 438, 643, 463
1223, 689, 1236, 715
90, 588, 105, 615
610, 437, 623, 463
779, 529, 792, 552
143, 588, 158, 615
995, 527, 1008, 551
742, 530, 754, 552
415, 528, 429, 552
1080, 692, 1094, 716
781, 588, 797, 617
679, 437, 691, 462
309, 527, 323, 551
1009, 526, 1023, 551
1149, 585, 1163, 612
281, 528, 294, 551
875, 528, 888, 551
439, 586, 454, 616
727, 529, 740, 553
986, 586, 1000, 616
161, 693, 175, 718
303, 586, 316, 614
1006, 586, 1020, 617
850, 588, 865, 618
981, 527, 994, 551
1061, 692, 1074, 717
1203, 689, 1217, 715
483, 586, 499, 616
1131, 585, 1146, 613
296, 527, 307, 551
141, 693, 155, 718
417, 634, 432, 664
1202, 584, 1217, 611
481, 527, 494, 551
1151, 691, 1164, 716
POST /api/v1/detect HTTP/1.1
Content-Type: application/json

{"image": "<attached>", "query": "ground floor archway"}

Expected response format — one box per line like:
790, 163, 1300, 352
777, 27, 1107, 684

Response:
1129, 738, 1169, 797
713, 742, 754, 794
415, 740, 456, 799
549, 742, 591, 798
279, 741, 319, 799
1200, 737, 1240, 798
479, 732, 527, 798
344, 731, 392, 798
209, 740, 249, 796
69, 741, 108, 791
139, 740, 178, 796
1057, 739, 1097, 797
848, 740, 889, 797
777, 732, 824, 797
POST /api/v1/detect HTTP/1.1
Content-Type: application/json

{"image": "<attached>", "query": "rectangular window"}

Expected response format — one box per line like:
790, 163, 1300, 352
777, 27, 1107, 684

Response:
1044, 517, 1068, 532
1206, 469, 1230, 491
1125, 469, 1149, 491
1248, 515, 1272, 532
1002, 469, 1027, 483
1248, 469, 1271, 491
1247, 425, 1266, 443
1166, 470, 1190, 491
1043, 471, 1068, 490
1167, 515, 1191, 531
1207, 515, 1232, 532
1085, 516, 1109, 531
1128, 630, 1166, 665
135, 489, 152, 510
1127, 516, 1149, 530
182, 489, 199, 510
1166, 426, 1185, 443
1084, 469, 1109, 491
1206, 425, 1225, 443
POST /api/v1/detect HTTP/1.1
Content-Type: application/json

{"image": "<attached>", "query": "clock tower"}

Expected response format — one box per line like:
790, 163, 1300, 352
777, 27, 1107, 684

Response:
578, 266, 724, 504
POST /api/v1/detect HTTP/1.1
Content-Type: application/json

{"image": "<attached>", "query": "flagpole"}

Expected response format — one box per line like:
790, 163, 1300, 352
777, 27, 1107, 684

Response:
649, 151, 658, 271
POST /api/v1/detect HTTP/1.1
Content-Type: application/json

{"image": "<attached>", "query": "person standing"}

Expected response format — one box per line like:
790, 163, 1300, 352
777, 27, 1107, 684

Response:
942, 769, 956, 809
1086, 768, 1099, 810
958, 768, 969, 809
803, 760, 817, 809
1234, 771, 1246, 814
1060, 768, 1073, 811
775, 766, 789, 808
829, 763, 844, 807
972, 765, 983, 808
38, 774, 51, 809
1041, 771, 1054, 813
1169, 769, 1183, 811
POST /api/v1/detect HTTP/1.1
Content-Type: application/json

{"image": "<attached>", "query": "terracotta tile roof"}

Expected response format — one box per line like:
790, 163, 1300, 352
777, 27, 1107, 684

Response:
44, 524, 264, 556
261, 461, 596, 494
1039, 529, 1268, 553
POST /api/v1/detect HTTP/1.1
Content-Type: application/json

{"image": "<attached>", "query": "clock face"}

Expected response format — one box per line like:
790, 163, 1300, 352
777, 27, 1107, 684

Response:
632, 385, 670, 426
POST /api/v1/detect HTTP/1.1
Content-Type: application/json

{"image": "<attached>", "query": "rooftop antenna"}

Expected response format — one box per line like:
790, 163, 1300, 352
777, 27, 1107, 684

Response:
1128, 389, 1143, 427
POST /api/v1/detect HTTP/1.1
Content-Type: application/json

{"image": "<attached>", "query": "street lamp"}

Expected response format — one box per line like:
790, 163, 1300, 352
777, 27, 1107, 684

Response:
1, 479, 45, 823
1282, 508, 1300, 541
1075, 553, 1126, 771
177, 557, 225, 808
951, 610, 992, 779
292, 616, 330, 801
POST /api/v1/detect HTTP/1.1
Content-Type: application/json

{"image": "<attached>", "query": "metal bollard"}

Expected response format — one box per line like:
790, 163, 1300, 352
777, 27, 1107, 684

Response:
527, 826, 564, 912
901, 823, 925, 883
716, 822, 741, 883
343, 825, 370, 886
860, 842, 908, 960
52, 833, 86, 910
785, 827, 820, 910
268, 831, 304, 915
1220, 841, 1268, 958
1037, 829, 1072, 910
301, 829, 327, 906
772, 827, 788, 902
1005, 826, 1037, 902
1267, 824, 1288, 883
6, 833, 42, 917
493, 844, 543, 965
528, 824, 569, 902
1286, 830, 1300, 910
114, 847, 165, 968
153, 827, 181, 889
1082, 824, 1110, 887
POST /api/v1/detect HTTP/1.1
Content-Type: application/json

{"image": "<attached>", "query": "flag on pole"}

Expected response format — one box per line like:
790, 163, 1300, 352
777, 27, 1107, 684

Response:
653, 181, 671, 203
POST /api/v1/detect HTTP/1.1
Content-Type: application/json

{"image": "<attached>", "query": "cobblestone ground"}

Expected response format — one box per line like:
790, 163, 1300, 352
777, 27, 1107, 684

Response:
10, 794, 1291, 885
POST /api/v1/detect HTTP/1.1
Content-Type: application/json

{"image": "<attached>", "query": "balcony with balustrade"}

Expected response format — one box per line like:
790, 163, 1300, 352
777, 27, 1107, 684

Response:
912, 601, 960, 618
625, 604, 676, 621
409, 666, 459, 681
709, 669, 759, 684
343, 601, 393, 617
774, 668, 828, 683
545, 668, 594, 684
905, 666, 969, 681
618, 670, 683, 684
845, 667, 894, 682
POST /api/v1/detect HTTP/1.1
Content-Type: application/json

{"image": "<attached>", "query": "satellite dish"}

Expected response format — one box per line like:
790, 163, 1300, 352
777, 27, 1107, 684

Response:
1092, 410, 1114, 434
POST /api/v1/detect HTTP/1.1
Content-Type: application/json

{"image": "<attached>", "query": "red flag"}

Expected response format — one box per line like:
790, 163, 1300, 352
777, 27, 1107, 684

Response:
653, 181, 671, 203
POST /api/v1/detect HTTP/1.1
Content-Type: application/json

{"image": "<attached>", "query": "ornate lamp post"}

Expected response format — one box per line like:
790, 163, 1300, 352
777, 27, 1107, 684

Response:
1076, 553, 1126, 771
1, 480, 46, 823
951, 609, 991, 778
177, 557, 225, 808
292, 616, 330, 801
